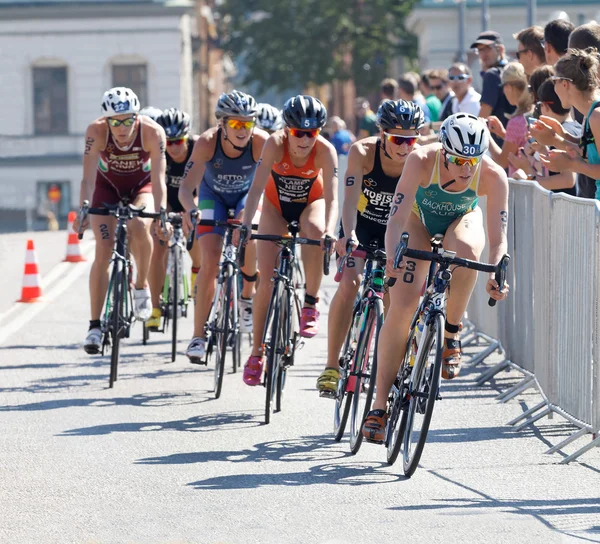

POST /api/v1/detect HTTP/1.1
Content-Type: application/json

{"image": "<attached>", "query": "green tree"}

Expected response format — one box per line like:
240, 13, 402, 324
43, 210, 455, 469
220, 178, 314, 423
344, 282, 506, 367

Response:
217, 0, 419, 95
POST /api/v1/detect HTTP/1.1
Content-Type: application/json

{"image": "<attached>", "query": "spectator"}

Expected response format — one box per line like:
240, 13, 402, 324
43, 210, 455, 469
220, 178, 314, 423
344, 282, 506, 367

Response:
327, 116, 355, 156
428, 69, 455, 121
544, 19, 574, 65
448, 63, 481, 116
537, 48, 600, 200
380, 77, 398, 102
355, 97, 378, 138
514, 26, 546, 77
487, 62, 534, 176
397, 74, 432, 126
528, 65, 555, 117
420, 69, 442, 122
471, 30, 516, 137
567, 22, 600, 197
508, 79, 578, 195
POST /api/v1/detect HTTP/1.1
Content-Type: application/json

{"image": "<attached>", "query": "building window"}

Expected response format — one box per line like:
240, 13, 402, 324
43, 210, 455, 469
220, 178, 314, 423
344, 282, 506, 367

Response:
33, 67, 68, 135
112, 64, 148, 107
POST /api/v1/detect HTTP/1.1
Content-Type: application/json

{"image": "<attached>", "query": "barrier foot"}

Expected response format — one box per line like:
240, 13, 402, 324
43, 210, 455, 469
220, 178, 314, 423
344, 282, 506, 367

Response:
476, 358, 510, 386
546, 427, 589, 455
496, 376, 535, 403
507, 400, 547, 426
559, 433, 600, 464
468, 339, 501, 367
515, 406, 552, 432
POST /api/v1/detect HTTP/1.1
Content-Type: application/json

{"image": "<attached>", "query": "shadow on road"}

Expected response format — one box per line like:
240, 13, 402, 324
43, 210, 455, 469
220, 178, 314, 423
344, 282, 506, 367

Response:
390, 471, 600, 542
59, 409, 259, 437
0, 391, 208, 412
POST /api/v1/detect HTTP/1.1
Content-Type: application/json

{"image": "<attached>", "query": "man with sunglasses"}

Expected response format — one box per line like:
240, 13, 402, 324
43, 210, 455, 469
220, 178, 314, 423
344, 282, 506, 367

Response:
179, 90, 268, 363
448, 63, 481, 116
239, 94, 338, 386
362, 113, 509, 443
514, 26, 546, 78
74, 86, 169, 354
427, 70, 455, 122
145, 107, 202, 330
316, 99, 425, 396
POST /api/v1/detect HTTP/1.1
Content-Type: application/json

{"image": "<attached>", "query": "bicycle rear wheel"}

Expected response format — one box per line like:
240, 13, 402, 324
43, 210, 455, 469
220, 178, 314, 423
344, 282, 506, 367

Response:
349, 297, 384, 454
213, 276, 230, 399
386, 323, 417, 465
333, 305, 359, 441
109, 259, 123, 389
264, 281, 282, 424
402, 312, 444, 478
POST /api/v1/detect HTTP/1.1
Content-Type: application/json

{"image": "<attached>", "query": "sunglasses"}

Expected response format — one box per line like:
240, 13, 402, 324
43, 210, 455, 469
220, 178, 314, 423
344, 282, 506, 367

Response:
167, 136, 188, 147
536, 101, 554, 108
107, 115, 136, 127
384, 132, 419, 147
550, 75, 574, 84
448, 74, 469, 81
288, 128, 321, 139
515, 49, 533, 60
430, 84, 445, 91
446, 153, 482, 167
226, 119, 255, 130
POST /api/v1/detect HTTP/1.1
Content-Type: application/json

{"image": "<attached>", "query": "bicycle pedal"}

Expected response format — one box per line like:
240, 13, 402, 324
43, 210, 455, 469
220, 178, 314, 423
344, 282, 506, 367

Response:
364, 436, 384, 445
188, 357, 207, 366
318, 390, 337, 400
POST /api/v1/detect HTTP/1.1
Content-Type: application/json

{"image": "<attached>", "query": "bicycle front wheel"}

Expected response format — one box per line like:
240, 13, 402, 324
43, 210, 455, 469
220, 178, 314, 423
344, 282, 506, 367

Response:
275, 287, 292, 412
264, 281, 282, 424
109, 260, 123, 389
349, 297, 384, 454
213, 277, 230, 399
170, 245, 181, 363
402, 312, 444, 478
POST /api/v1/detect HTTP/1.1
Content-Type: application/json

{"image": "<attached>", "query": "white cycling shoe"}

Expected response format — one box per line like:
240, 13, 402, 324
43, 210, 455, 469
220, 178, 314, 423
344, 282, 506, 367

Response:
239, 298, 253, 333
84, 328, 102, 355
186, 337, 206, 365
134, 287, 152, 321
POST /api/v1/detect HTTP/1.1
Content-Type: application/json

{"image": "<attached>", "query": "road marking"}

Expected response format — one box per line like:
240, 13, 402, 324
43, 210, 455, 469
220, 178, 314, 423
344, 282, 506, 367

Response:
0, 244, 94, 345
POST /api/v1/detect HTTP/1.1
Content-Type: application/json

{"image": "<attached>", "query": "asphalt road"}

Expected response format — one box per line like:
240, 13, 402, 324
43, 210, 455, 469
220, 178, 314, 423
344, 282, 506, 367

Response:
1, 232, 599, 544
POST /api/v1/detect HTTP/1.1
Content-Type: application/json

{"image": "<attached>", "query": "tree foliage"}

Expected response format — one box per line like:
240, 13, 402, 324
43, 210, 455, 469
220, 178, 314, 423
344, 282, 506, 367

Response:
217, 0, 419, 95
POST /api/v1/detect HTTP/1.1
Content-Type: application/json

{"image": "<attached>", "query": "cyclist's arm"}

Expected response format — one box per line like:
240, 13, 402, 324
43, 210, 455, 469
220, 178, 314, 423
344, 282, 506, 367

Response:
384, 149, 427, 258
242, 135, 280, 228
318, 138, 339, 237
79, 123, 103, 206
480, 158, 509, 274
179, 132, 212, 212
146, 122, 167, 212
341, 141, 367, 239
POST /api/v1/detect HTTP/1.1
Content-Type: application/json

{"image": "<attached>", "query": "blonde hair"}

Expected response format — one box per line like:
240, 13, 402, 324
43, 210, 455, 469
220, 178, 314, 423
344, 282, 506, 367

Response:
501, 62, 534, 117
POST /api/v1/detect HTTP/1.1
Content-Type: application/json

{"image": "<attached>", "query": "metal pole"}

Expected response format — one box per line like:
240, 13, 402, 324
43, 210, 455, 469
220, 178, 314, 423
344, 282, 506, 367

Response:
481, 0, 490, 31
527, 0, 536, 26
458, 0, 466, 62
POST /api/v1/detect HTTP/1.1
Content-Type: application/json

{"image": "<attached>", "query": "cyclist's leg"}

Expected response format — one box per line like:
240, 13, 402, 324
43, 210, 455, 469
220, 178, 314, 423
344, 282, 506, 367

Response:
192, 232, 223, 337
235, 193, 258, 299
371, 212, 431, 412
89, 214, 117, 320
438, 207, 486, 378
188, 194, 201, 290
250, 198, 288, 358
128, 192, 154, 288
317, 255, 364, 392
148, 217, 169, 326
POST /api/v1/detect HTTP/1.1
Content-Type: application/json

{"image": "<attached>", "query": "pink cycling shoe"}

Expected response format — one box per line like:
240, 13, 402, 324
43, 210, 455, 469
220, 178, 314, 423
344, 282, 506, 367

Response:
243, 355, 264, 386
300, 307, 320, 338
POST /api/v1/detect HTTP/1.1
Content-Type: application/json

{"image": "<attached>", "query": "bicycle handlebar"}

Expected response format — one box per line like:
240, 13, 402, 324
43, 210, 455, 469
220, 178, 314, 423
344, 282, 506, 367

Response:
334, 243, 389, 283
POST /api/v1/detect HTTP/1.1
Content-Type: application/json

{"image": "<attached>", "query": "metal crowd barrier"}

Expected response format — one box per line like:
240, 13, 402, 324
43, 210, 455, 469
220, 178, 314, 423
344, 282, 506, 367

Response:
465, 179, 600, 463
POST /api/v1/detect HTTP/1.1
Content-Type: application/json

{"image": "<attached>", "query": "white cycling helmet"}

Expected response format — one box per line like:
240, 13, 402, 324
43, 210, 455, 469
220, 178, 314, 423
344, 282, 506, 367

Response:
101, 87, 140, 117
256, 103, 284, 132
439, 113, 489, 158
139, 106, 163, 121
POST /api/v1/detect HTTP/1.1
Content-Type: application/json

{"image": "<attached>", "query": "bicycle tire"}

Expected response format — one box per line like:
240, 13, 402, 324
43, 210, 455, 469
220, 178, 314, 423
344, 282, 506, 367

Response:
333, 303, 360, 442
349, 297, 384, 454
402, 312, 444, 478
231, 272, 240, 374
386, 324, 416, 465
275, 288, 291, 412
213, 275, 230, 399
170, 245, 181, 363
264, 281, 282, 425
109, 258, 123, 389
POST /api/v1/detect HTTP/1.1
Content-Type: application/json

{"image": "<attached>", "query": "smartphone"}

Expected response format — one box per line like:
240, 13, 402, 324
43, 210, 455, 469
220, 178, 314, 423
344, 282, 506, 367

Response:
526, 116, 537, 128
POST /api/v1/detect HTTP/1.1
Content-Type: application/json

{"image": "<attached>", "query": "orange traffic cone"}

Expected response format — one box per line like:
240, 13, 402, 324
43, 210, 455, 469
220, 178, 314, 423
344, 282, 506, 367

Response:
64, 210, 86, 262
18, 240, 43, 302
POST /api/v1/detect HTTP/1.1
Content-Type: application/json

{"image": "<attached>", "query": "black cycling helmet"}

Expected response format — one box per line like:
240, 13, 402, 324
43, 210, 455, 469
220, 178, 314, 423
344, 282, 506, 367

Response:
376, 99, 426, 131
256, 103, 284, 132
282, 95, 327, 129
215, 90, 258, 120
156, 108, 190, 139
